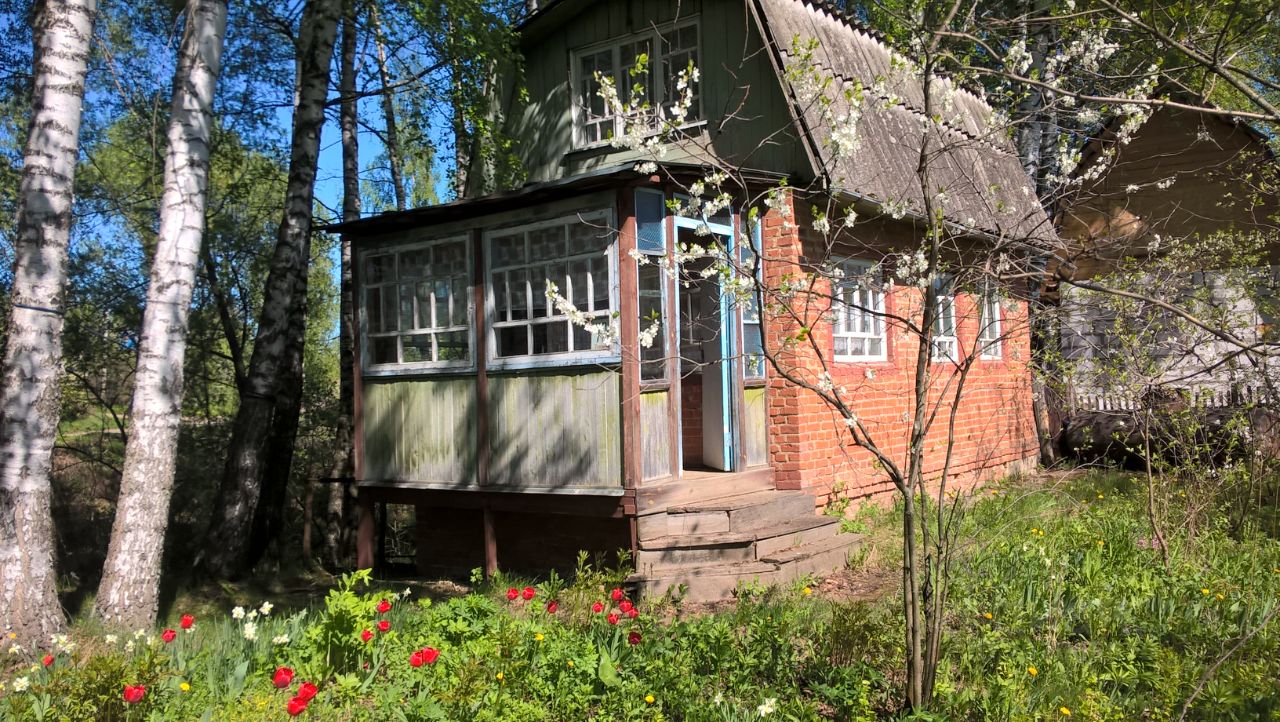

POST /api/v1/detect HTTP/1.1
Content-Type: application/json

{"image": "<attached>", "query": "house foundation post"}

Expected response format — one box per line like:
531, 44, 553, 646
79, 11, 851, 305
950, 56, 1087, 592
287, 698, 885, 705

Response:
482, 505, 498, 578
356, 489, 375, 569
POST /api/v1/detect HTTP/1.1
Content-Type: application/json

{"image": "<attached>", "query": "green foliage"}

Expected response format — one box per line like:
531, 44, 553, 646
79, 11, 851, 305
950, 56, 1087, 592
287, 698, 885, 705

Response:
5, 479, 1280, 719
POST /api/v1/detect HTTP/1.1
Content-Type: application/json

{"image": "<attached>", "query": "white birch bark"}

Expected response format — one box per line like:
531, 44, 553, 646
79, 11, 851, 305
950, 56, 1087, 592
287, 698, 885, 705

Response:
94, 0, 228, 629
0, 0, 97, 647
200, 0, 341, 578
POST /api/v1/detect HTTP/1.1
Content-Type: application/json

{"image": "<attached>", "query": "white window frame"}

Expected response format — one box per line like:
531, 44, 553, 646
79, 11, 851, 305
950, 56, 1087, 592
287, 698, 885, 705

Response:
569, 18, 702, 149
978, 288, 1003, 359
833, 260, 888, 362
360, 235, 474, 374
484, 210, 619, 369
931, 277, 958, 362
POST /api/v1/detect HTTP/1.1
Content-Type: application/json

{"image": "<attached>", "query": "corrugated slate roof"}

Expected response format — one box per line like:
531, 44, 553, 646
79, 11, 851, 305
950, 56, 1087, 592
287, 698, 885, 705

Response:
754, 0, 1054, 241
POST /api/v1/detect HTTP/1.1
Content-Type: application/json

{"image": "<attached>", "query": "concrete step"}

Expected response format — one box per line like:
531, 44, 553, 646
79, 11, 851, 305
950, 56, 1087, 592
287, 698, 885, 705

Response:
668, 490, 816, 533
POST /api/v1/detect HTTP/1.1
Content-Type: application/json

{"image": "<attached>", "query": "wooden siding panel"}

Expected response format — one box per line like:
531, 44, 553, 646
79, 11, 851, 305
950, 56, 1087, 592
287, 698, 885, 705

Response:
640, 389, 672, 479
743, 385, 768, 467
363, 377, 478, 485
487, 370, 623, 490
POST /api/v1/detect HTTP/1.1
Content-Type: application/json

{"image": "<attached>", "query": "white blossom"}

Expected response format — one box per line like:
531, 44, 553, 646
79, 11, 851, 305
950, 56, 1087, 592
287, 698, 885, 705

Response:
272, 635, 290, 646
242, 622, 258, 642
13, 676, 29, 693
259, 601, 274, 616
104, 634, 118, 645
231, 606, 245, 620
757, 698, 778, 717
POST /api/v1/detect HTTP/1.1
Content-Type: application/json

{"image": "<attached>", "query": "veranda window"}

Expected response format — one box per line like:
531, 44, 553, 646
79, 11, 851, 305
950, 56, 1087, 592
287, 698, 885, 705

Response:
572, 20, 701, 147
487, 211, 616, 362
362, 237, 471, 369
833, 260, 886, 361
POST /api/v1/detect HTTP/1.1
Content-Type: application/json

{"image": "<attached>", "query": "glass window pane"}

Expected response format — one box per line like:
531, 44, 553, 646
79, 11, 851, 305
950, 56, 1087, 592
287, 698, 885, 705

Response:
451, 277, 469, 326
509, 268, 529, 321
437, 331, 468, 361
366, 254, 395, 283
742, 323, 764, 379
497, 326, 528, 357
569, 221, 608, 255
639, 265, 666, 380
372, 337, 398, 364
529, 226, 566, 259
532, 322, 569, 355
492, 234, 526, 268
415, 282, 433, 328
401, 335, 432, 363
636, 190, 666, 254
531, 272, 547, 318
434, 280, 450, 331
365, 287, 383, 333
399, 285, 414, 331
398, 249, 429, 280
568, 259, 589, 309
382, 287, 399, 333
591, 256, 610, 312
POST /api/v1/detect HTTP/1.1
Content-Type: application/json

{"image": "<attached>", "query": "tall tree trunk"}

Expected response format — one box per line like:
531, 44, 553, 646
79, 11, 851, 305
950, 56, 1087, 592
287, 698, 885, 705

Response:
326, 1, 360, 568
0, 0, 97, 648
452, 71, 469, 199
95, 0, 228, 628
247, 264, 308, 571
198, 0, 341, 580
369, 3, 406, 211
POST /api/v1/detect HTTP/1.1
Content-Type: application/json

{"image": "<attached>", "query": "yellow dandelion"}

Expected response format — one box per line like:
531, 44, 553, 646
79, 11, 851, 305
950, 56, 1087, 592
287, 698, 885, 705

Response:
567, 660, 574, 668
1215, 593, 1224, 601
6, 633, 14, 640
1096, 540, 1104, 547
534, 633, 544, 642
1201, 588, 1211, 595
802, 587, 812, 596
1097, 493, 1104, 499
1027, 666, 1037, 677
496, 672, 504, 681
982, 612, 993, 620
180, 682, 191, 693
1060, 707, 1071, 717
645, 694, 655, 705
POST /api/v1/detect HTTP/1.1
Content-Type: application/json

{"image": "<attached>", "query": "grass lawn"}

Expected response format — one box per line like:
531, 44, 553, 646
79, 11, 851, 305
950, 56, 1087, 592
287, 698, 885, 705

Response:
3, 471, 1279, 720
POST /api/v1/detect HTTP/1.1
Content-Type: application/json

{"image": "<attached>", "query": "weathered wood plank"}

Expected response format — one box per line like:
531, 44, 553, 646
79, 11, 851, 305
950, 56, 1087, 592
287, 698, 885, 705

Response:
487, 370, 623, 489
743, 385, 768, 467
363, 377, 480, 484
641, 389, 672, 480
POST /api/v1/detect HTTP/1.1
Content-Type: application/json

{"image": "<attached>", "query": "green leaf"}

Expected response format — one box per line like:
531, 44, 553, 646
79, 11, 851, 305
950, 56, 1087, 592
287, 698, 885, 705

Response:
597, 648, 622, 688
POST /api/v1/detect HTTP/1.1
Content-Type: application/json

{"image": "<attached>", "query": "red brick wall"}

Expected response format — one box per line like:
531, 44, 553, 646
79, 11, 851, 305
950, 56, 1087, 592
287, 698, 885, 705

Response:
760, 191, 1038, 510
680, 374, 702, 465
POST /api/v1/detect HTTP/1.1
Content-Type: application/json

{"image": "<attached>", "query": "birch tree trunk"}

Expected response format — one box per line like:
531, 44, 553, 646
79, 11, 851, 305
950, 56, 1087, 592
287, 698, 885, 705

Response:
326, 1, 360, 568
0, 0, 97, 647
93, 0, 228, 629
199, 0, 341, 579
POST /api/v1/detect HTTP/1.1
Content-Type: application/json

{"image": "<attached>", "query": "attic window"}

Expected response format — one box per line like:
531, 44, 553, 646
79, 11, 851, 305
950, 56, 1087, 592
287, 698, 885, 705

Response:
572, 20, 701, 148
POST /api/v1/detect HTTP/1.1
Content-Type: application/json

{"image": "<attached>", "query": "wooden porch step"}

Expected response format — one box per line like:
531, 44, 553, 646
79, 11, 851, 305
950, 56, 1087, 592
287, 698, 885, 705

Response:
636, 467, 774, 514
634, 515, 843, 573
668, 490, 816, 533
629, 531, 864, 602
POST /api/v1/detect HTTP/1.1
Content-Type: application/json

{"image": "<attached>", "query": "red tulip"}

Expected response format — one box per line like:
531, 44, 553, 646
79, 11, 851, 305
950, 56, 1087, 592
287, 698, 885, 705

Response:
122, 684, 146, 704
628, 631, 642, 645
272, 667, 295, 689
610, 588, 624, 602
360, 629, 373, 642
377, 620, 391, 633
419, 647, 439, 665
545, 600, 558, 614
377, 599, 392, 614
41, 654, 53, 667
409, 650, 426, 668
161, 629, 177, 643
607, 613, 620, 626
297, 681, 318, 701
591, 601, 604, 614
506, 588, 518, 601
522, 586, 536, 601
286, 696, 308, 716
619, 600, 634, 613
626, 607, 640, 619
179, 614, 195, 629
